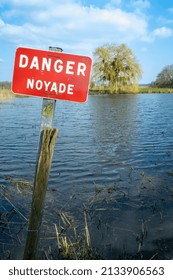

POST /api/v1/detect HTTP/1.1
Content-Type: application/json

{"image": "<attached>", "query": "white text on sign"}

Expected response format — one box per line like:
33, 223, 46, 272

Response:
27, 79, 74, 95
19, 55, 87, 76
18, 55, 88, 95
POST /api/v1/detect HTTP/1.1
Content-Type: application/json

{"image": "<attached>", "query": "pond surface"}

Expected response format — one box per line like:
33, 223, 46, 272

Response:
1, 94, 173, 259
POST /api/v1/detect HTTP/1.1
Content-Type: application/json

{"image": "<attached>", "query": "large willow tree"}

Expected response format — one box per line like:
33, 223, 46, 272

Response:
92, 43, 142, 93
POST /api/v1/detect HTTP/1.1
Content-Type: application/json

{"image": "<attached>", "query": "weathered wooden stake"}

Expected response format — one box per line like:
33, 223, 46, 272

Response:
23, 128, 58, 259
23, 46, 62, 260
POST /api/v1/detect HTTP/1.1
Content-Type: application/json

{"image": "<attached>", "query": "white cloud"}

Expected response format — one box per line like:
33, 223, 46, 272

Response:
130, 0, 150, 18
131, 0, 150, 10
0, 1, 149, 55
0, 19, 5, 27
1, 0, 56, 6
0, 18, 43, 45
157, 16, 173, 25
141, 26, 173, 42
1, 0, 76, 9
152, 27, 173, 38
168, 6, 173, 13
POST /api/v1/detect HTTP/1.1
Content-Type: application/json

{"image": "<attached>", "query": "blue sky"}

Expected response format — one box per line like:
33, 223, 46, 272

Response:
1, 0, 173, 83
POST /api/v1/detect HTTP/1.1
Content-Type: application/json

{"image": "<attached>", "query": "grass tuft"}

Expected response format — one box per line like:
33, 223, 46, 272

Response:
54, 211, 101, 260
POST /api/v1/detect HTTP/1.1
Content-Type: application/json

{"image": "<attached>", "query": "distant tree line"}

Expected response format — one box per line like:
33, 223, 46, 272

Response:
0, 81, 11, 89
152, 65, 173, 88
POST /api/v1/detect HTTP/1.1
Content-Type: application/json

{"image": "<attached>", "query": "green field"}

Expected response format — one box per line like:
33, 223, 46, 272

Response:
90, 86, 173, 95
139, 87, 173, 93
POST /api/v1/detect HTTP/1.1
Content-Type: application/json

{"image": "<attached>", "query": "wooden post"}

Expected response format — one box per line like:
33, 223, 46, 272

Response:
23, 46, 62, 260
23, 128, 58, 259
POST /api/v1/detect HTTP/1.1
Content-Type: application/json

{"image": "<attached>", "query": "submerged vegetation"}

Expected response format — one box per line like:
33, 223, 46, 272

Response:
54, 211, 101, 260
1, 164, 173, 260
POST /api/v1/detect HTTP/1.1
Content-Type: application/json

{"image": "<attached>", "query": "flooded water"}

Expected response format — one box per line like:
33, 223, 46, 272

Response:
1, 94, 173, 259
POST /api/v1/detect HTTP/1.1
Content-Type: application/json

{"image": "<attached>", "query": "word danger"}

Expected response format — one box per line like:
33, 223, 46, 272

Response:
27, 79, 74, 95
19, 55, 87, 76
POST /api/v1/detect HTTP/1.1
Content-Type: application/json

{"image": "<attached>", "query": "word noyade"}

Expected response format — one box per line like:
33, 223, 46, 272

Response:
27, 79, 74, 95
